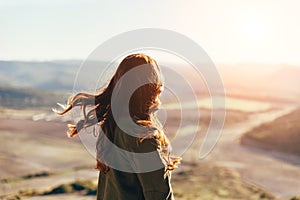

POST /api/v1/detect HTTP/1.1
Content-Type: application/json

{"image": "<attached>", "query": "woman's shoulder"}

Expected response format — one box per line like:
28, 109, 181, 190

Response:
114, 125, 158, 153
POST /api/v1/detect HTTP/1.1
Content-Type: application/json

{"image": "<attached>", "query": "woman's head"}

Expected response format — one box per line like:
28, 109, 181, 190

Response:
110, 53, 163, 121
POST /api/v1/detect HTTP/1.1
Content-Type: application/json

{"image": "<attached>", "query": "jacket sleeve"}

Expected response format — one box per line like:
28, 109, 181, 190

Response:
132, 138, 175, 200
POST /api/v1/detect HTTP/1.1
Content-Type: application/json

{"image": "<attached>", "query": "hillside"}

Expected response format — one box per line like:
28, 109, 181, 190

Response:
240, 108, 300, 156
0, 87, 66, 108
0, 60, 79, 90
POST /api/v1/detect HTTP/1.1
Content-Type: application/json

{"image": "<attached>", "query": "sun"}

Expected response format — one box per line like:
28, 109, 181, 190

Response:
240, 17, 267, 43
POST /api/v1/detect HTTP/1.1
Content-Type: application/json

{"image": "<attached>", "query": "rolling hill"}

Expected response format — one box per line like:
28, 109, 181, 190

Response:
240, 108, 300, 156
0, 60, 79, 90
0, 87, 65, 108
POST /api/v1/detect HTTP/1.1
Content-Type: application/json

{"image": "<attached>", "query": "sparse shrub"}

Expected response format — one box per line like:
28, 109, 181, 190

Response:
86, 188, 97, 195
22, 171, 52, 180
44, 184, 73, 195
43, 180, 97, 195
291, 196, 300, 200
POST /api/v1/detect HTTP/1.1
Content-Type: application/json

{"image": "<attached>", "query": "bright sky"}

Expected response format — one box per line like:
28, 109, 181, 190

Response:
1, 0, 300, 64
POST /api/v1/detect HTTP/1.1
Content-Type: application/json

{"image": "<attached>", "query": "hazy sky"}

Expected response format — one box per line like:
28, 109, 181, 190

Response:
1, 0, 300, 64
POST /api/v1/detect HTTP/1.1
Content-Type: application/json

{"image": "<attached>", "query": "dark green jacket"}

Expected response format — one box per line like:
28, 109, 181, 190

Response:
97, 126, 174, 200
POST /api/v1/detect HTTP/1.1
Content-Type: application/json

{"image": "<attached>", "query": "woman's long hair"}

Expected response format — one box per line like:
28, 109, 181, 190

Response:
54, 53, 180, 172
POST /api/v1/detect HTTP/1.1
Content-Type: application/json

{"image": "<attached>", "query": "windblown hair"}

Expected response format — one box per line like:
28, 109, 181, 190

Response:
54, 53, 180, 173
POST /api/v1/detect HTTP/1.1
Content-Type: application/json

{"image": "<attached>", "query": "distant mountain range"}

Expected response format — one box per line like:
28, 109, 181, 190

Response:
0, 61, 300, 106
218, 63, 300, 100
0, 87, 65, 108
0, 60, 80, 90
0, 60, 88, 108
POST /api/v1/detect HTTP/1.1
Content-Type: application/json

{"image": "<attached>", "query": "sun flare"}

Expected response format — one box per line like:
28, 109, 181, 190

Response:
234, 10, 271, 47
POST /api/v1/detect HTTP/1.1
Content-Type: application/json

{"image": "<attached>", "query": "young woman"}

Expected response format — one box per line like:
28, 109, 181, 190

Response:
55, 53, 180, 199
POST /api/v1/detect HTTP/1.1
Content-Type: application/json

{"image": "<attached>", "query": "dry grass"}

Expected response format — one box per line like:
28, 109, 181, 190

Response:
172, 162, 277, 200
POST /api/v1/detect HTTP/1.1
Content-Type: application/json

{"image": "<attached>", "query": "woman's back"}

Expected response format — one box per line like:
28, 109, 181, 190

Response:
97, 125, 174, 200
